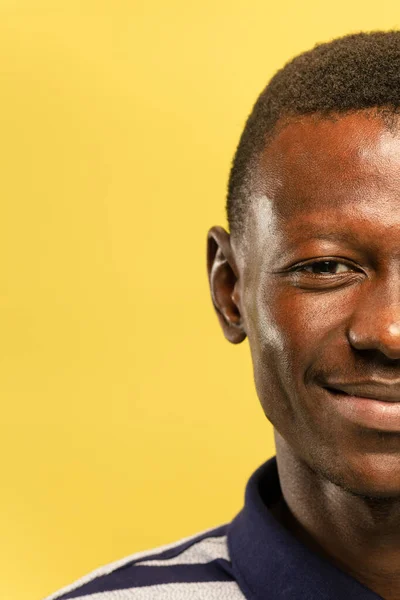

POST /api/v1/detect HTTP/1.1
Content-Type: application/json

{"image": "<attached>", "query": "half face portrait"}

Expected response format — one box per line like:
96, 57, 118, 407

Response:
208, 109, 400, 498
45, 30, 400, 600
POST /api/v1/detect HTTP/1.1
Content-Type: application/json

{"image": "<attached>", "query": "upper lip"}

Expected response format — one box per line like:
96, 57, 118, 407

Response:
325, 382, 400, 402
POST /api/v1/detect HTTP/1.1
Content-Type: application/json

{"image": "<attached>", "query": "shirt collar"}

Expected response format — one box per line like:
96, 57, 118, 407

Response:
227, 455, 384, 600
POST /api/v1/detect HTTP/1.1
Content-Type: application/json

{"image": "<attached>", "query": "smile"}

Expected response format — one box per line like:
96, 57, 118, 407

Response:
324, 387, 400, 432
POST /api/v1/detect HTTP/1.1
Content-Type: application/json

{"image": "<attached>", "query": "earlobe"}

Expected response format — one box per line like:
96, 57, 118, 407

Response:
207, 226, 247, 344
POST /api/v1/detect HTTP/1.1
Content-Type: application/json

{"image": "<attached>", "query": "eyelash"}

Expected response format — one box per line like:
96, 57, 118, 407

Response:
289, 259, 357, 276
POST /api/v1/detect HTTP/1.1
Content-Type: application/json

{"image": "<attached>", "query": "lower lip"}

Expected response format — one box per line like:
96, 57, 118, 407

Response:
325, 389, 400, 432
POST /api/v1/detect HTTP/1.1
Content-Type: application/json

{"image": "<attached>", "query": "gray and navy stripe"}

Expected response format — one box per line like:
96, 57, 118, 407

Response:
44, 524, 246, 599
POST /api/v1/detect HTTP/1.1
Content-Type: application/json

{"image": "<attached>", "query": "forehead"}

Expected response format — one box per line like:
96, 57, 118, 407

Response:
252, 111, 400, 226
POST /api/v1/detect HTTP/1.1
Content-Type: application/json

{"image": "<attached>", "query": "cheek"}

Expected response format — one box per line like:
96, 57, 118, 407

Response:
242, 285, 299, 425
247, 284, 316, 364
254, 284, 348, 363
244, 281, 348, 411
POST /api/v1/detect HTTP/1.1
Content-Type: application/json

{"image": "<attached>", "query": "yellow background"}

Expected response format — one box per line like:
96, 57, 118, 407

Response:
1, 2, 399, 599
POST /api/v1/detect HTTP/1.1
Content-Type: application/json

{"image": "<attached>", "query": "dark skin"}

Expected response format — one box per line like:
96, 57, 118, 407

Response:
207, 110, 400, 600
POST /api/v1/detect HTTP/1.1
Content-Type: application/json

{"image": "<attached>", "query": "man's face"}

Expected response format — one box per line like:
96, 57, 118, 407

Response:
210, 111, 400, 498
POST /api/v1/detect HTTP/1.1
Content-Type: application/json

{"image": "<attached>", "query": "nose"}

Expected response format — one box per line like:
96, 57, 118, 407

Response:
347, 279, 400, 360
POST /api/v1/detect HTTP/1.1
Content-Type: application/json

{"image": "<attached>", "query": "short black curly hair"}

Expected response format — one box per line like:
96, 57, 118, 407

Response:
227, 30, 400, 241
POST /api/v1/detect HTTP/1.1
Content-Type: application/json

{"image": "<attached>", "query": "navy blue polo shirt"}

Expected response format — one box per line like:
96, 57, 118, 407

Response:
44, 455, 384, 599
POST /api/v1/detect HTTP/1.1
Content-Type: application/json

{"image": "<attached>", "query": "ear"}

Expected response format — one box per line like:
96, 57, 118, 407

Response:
207, 226, 247, 344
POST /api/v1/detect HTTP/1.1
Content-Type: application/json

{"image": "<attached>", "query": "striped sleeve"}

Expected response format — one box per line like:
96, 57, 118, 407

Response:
42, 524, 246, 599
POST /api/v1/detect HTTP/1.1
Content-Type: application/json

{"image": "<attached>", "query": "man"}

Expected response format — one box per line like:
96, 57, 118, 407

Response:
46, 31, 400, 600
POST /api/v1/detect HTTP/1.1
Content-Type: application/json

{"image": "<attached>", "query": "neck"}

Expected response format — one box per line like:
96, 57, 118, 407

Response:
274, 431, 400, 600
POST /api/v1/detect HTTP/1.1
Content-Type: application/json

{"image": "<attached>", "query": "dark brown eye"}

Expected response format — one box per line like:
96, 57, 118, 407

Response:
298, 261, 352, 275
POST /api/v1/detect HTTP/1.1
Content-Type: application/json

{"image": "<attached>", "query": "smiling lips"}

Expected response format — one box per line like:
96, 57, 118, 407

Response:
323, 383, 400, 431
326, 382, 400, 402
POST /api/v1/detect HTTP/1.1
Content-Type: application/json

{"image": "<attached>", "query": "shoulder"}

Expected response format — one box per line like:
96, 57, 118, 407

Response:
43, 523, 245, 599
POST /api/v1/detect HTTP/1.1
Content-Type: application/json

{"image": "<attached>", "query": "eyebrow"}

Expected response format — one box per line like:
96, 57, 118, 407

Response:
305, 230, 362, 243
285, 229, 364, 250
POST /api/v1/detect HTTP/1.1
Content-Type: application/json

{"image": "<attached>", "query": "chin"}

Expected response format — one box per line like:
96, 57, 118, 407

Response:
323, 450, 400, 499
